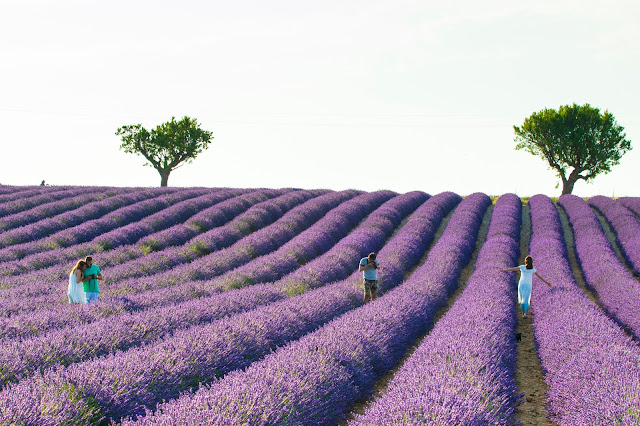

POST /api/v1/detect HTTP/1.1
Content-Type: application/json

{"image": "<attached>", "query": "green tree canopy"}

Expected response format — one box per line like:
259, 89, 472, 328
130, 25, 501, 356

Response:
514, 103, 631, 194
116, 116, 213, 187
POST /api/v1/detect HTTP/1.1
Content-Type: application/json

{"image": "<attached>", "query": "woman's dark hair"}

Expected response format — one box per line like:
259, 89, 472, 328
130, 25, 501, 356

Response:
525, 255, 533, 269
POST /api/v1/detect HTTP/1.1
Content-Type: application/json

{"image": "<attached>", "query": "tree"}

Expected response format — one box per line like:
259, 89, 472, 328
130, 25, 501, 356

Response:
116, 116, 213, 187
513, 103, 631, 195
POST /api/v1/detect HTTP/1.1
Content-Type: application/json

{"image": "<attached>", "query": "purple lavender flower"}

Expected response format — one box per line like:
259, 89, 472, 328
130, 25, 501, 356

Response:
0, 186, 81, 217
0, 191, 443, 424
0, 189, 275, 279
353, 193, 521, 425
589, 195, 640, 277
558, 194, 640, 339
618, 197, 640, 218
0, 189, 155, 250
0, 189, 209, 262
0, 190, 345, 340
115, 193, 488, 425
0, 189, 299, 318
0, 187, 120, 232
528, 194, 640, 424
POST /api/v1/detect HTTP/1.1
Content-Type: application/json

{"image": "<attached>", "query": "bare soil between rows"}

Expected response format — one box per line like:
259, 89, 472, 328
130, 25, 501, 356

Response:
515, 205, 554, 425
342, 203, 494, 423
341, 200, 619, 425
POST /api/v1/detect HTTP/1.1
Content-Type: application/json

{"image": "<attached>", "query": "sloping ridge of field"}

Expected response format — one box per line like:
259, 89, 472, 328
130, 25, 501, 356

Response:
0, 185, 638, 425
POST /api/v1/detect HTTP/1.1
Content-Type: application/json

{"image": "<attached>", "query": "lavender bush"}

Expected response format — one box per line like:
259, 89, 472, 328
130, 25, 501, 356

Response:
0, 189, 158, 252
588, 195, 640, 277
0, 188, 210, 262
119, 193, 489, 425
0, 186, 116, 232
352, 193, 521, 425
0, 186, 33, 196
0, 185, 56, 195
0, 191, 440, 424
0, 188, 274, 280
0, 189, 301, 317
618, 197, 640, 218
0, 186, 80, 217
528, 194, 640, 424
0, 190, 345, 339
99, 189, 335, 285
558, 194, 640, 339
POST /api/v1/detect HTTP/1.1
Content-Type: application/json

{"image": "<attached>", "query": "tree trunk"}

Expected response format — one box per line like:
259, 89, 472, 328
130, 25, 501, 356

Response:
561, 179, 575, 195
561, 173, 580, 194
561, 168, 582, 195
159, 169, 170, 187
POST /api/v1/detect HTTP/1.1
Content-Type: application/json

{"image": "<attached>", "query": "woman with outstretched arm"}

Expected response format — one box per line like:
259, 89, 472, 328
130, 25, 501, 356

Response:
500, 255, 552, 318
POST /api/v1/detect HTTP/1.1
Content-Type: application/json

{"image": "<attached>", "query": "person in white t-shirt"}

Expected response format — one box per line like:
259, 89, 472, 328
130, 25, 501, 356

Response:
499, 255, 552, 318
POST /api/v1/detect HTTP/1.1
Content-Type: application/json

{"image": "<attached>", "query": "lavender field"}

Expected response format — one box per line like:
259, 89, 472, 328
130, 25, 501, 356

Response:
0, 185, 639, 425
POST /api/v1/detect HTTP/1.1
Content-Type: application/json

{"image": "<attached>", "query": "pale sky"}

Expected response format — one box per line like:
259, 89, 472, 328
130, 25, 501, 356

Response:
1, 0, 638, 196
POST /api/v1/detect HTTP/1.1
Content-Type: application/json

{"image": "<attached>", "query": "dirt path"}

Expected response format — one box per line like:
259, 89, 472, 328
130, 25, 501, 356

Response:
515, 205, 554, 425
342, 204, 494, 423
431, 204, 493, 325
591, 206, 640, 282
556, 205, 601, 305
402, 206, 455, 281
558, 206, 638, 342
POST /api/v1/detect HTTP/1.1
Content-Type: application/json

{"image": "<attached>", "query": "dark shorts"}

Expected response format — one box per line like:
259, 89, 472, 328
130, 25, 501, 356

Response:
364, 279, 378, 296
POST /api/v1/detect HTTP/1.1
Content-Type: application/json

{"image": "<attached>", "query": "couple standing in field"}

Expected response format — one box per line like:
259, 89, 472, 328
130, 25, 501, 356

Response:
68, 256, 103, 304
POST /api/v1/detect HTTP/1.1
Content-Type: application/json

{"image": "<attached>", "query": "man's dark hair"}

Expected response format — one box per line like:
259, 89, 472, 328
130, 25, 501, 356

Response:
368, 252, 376, 260
85, 256, 93, 262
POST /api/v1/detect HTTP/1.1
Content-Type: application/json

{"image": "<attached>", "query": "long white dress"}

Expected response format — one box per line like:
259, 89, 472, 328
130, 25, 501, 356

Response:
517, 265, 536, 307
68, 270, 87, 304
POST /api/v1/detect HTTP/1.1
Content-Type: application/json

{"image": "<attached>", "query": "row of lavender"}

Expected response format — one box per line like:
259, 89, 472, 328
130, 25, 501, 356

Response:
528, 195, 640, 424
558, 195, 640, 339
2, 188, 636, 424
0, 189, 378, 323
619, 197, 640, 218
0, 189, 312, 326
0, 186, 38, 197
0, 186, 130, 232
0, 189, 407, 384
0, 191, 438, 424
589, 195, 640, 277
0, 186, 60, 200
0, 188, 285, 288
0, 186, 89, 217
0, 189, 305, 294
352, 193, 522, 424
0, 187, 238, 261
0, 187, 220, 262
0, 190, 325, 326
120, 193, 490, 425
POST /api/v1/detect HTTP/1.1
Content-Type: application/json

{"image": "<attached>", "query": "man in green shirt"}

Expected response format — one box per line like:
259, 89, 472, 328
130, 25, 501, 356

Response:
82, 256, 103, 304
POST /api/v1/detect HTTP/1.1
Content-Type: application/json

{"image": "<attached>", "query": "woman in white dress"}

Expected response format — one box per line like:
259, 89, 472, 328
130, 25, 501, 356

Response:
500, 255, 552, 318
68, 260, 89, 304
